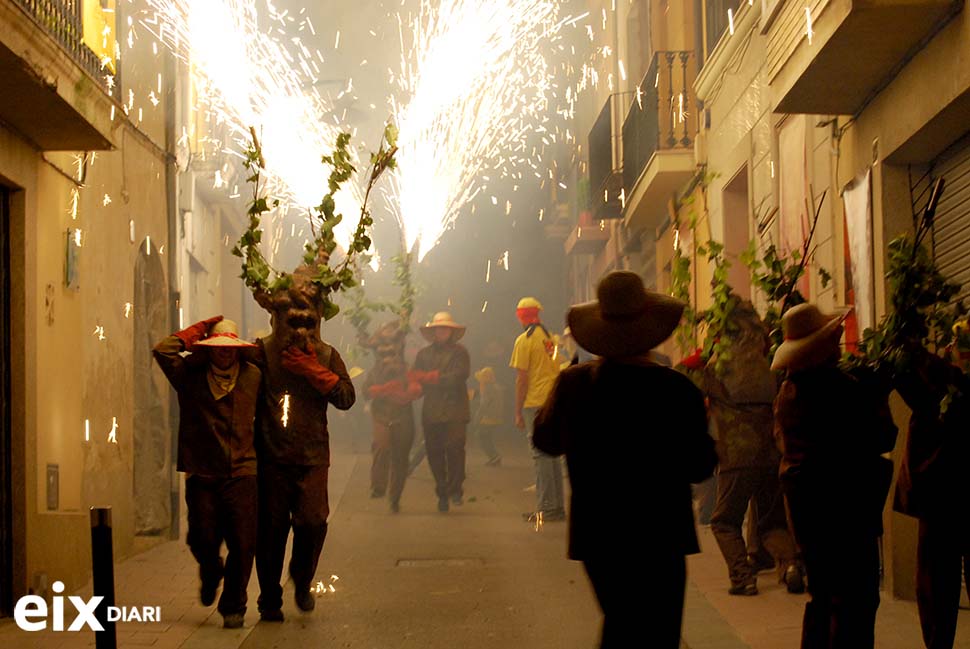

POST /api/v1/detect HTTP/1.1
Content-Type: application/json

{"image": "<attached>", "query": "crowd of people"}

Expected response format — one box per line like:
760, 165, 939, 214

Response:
153, 268, 969, 649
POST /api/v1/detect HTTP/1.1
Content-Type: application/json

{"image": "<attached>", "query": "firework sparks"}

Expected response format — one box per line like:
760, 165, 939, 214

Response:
124, 303, 133, 318
389, 0, 569, 261
281, 393, 291, 428
107, 417, 118, 444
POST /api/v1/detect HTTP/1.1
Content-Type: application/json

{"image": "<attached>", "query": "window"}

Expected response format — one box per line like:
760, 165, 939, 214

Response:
704, 0, 743, 58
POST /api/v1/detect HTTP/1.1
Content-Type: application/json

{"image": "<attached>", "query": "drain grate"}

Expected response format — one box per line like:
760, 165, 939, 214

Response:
396, 558, 484, 568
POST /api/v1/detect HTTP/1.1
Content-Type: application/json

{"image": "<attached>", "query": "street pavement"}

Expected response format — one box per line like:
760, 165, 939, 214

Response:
1, 427, 968, 648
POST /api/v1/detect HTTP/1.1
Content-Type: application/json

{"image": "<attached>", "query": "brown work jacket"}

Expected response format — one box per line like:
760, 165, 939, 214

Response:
252, 335, 356, 467
152, 335, 261, 478
413, 341, 471, 425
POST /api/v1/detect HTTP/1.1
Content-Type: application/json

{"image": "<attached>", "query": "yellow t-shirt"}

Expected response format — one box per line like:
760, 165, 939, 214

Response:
509, 325, 561, 409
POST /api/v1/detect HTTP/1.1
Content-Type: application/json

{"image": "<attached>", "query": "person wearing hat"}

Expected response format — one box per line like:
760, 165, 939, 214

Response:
772, 303, 897, 649
410, 312, 471, 512
473, 367, 504, 466
532, 271, 717, 647
152, 315, 261, 629
510, 296, 565, 523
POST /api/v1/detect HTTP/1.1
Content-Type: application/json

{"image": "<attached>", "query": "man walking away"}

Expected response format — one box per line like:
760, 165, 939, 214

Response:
534, 272, 717, 648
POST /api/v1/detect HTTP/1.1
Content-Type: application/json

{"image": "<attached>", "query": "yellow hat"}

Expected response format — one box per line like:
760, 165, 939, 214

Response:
517, 297, 543, 310
474, 367, 496, 383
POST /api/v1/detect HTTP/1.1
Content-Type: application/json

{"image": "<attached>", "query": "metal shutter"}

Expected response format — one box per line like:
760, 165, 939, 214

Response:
933, 139, 970, 305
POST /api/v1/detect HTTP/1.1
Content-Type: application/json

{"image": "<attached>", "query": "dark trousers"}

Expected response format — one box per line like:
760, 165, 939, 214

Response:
583, 555, 685, 648
184, 475, 257, 616
423, 422, 466, 499
711, 467, 797, 586
370, 418, 415, 505
256, 463, 330, 611
916, 517, 970, 649
799, 535, 880, 649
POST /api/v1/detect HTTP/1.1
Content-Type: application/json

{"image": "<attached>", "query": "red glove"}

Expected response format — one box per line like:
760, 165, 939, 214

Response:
386, 380, 423, 406
368, 380, 403, 399
282, 345, 340, 395
679, 348, 705, 370
174, 315, 223, 349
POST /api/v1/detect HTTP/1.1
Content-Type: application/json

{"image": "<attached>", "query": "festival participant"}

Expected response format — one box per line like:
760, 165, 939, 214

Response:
153, 316, 260, 630
772, 304, 897, 649
510, 297, 564, 523
252, 312, 355, 620
363, 321, 422, 513
472, 367, 504, 466
533, 271, 717, 647
410, 312, 471, 512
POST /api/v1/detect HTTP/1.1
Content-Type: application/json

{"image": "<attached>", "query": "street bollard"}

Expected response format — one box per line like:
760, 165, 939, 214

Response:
90, 507, 117, 649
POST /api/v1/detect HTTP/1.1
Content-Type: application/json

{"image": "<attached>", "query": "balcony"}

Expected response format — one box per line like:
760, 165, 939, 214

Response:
563, 212, 610, 256
622, 51, 698, 233
588, 95, 624, 221
768, 0, 963, 115
0, 0, 116, 150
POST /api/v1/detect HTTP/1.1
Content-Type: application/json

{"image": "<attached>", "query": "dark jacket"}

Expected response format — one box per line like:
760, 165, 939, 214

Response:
533, 360, 717, 560
774, 366, 897, 540
413, 342, 471, 425
364, 362, 416, 429
253, 335, 355, 466
893, 348, 970, 519
152, 335, 261, 477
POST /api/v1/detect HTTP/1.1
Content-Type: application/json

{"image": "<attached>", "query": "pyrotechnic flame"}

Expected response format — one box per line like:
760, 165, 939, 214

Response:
389, 0, 569, 261
141, 0, 361, 249
281, 393, 291, 428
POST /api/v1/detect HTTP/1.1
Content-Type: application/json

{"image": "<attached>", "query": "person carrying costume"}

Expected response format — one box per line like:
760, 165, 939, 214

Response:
364, 321, 422, 513
510, 297, 565, 523
684, 299, 803, 596
410, 312, 471, 513
893, 343, 970, 649
153, 316, 261, 629
533, 272, 717, 648
251, 317, 355, 620
772, 304, 897, 649
473, 367, 504, 466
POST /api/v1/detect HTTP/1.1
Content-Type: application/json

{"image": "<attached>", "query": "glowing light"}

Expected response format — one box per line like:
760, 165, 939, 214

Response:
281, 393, 291, 428
481, 301, 488, 313
93, 325, 105, 341
805, 8, 814, 45
146, 236, 152, 255
389, 0, 570, 261
69, 188, 79, 220
485, 259, 491, 283
74, 229, 83, 248
124, 303, 133, 318
85, 419, 90, 442
108, 417, 118, 444
673, 228, 680, 251
103, 194, 112, 206
728, 9, 735, 35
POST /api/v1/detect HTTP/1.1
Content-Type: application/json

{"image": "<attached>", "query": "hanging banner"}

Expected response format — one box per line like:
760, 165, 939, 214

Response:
843, 169, 875, 338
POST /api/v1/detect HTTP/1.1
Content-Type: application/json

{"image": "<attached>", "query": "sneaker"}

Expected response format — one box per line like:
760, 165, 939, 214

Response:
784, 564, 806, 594
222, 613, 245, 629
437, 497, 449, 513
259, 609, 284, 623
728, 581, 758, 596
295, 588, 316, 612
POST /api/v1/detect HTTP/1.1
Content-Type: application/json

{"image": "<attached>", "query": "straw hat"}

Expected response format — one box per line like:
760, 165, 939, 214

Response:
474, 367, 496, 383
770, 304, 851, 371
567, 271, 685, 358
194, 319, 257, 348
420, 311, 466, 342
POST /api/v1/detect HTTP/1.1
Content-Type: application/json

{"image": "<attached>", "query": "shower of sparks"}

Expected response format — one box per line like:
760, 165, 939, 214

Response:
107, 417, 118, 444
389, 0, 571, 261
281, 393, 291, 428
141, 0, 361, 249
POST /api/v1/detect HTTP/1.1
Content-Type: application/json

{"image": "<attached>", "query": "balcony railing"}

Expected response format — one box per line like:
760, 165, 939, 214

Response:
12, 0, 110, 92
622, 51, 697, 199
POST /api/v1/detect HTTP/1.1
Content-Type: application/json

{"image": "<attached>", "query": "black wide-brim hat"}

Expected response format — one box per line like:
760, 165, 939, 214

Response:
567, 271, 685, 358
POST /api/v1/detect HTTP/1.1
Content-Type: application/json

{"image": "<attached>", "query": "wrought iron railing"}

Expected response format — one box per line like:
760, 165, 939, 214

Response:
11, 0, 111, 92
622, 50, 697, 198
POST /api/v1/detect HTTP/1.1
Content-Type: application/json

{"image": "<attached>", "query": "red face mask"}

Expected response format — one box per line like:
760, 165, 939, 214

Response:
516, 307, 541, 327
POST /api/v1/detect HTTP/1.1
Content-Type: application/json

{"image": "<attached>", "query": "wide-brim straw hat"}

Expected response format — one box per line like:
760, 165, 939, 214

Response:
194, 319, 257, 348
770, 304, 852, 371
421, 311, 466, 342
567, 271, 685, 358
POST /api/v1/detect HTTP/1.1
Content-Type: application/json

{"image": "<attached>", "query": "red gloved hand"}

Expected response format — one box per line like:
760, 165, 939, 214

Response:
282, 345, 340, 395
174, 315, 223, 349
679, 348, 705, 371
386, 380, 423, 406
368, 380, 403, 399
